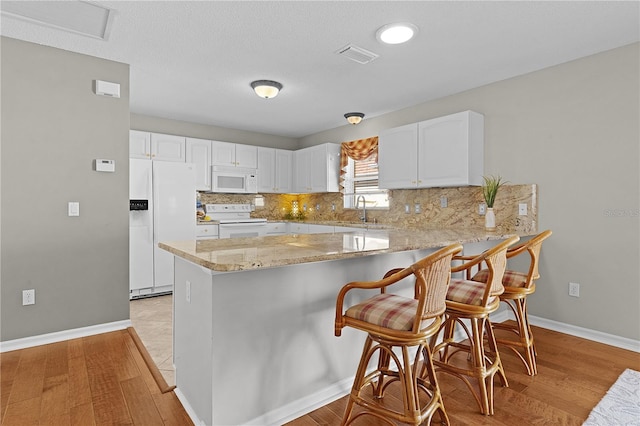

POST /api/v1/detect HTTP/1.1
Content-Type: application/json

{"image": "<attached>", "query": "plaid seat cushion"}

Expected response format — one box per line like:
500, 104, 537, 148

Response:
345, 293, 418, 331
471, 269, 528, 288
447, 279, 496, 306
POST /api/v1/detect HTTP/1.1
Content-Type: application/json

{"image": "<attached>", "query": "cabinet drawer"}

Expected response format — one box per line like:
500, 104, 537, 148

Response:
196, 224, 219, 238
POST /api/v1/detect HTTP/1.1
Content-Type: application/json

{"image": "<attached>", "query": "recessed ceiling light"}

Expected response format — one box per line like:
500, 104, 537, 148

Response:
376, 23, 418, 45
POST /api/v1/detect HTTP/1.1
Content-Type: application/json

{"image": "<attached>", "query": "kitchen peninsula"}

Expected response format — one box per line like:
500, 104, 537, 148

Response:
159, 227, 527, 425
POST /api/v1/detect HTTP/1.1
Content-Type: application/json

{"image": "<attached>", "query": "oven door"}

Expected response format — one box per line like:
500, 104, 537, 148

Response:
218, 222, 267, 239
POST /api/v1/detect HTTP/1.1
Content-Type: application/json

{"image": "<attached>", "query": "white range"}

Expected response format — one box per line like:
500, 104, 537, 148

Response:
204, 203, 267, 239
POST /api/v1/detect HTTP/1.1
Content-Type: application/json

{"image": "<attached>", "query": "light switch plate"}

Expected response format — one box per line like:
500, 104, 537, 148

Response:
68, 202, 80, 217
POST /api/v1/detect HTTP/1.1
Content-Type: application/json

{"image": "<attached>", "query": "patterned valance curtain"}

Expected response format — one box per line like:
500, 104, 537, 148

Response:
339, 136, 378, 193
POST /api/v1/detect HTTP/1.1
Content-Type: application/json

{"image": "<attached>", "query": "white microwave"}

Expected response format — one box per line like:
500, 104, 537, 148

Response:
211, 165, 258, 193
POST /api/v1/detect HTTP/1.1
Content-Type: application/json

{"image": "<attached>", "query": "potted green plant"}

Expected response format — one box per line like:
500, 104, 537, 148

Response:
482, 175, 505, 230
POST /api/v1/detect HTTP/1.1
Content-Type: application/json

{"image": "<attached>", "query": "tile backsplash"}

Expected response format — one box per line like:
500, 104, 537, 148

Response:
199, 184, 537, 233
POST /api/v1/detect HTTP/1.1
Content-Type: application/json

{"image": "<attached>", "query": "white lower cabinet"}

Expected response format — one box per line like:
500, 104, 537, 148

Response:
196, 224, 219, 240
307, 224, 335, 234
288, 223, 309, 234
264, 222, 287, 235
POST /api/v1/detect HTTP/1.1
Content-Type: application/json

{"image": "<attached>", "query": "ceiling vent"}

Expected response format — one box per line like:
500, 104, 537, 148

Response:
1, 0, 115, 40
336, 44, 379, 64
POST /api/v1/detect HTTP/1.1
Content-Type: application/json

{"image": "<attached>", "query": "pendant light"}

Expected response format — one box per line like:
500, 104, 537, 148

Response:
251, 80, 283, 99
344, 112, 365, 125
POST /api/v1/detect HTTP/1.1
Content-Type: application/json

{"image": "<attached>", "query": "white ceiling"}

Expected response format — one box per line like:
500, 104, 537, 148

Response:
1, 1, 638, 139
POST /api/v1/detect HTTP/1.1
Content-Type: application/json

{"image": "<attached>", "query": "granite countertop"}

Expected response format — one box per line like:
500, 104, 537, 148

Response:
159, 227, 528, 272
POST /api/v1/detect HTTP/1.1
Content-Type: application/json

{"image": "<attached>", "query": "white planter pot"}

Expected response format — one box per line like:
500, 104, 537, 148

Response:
485, 207, 496, 231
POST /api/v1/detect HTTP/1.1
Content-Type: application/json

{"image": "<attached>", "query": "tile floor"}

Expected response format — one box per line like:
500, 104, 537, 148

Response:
129, 294, 175, 387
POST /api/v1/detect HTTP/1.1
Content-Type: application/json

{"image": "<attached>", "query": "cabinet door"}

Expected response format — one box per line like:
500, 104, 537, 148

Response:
307, 224, 335, 234
211, 141, 236, 166
307, 145, 326, 192
257, 147, 276, 193
264, 222, 287, 235
274, 149, 293, 193
288, 223, 309, 234
418, 111, 482, 187
151, 133, 186, 162
293, 149, 311, 192
186, 138, 212, 190
378, 123, 418, 189
130, 130, 151, 159
235, 144, 258, 168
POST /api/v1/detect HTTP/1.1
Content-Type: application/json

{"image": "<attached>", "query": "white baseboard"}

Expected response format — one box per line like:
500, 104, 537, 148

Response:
0, 319, 132, 353
174, 387, 206, 426
529, 315, 640, 353
234, 312, 639, 426
243, 376, 354, 426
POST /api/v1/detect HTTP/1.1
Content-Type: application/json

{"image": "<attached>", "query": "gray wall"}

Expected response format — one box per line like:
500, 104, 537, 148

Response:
130, 113, 298, 150
301, 43, 640, 341
1, 37, 131, 341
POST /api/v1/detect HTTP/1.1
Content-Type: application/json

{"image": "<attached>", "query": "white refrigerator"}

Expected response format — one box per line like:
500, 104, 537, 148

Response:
129, 159, 196, 298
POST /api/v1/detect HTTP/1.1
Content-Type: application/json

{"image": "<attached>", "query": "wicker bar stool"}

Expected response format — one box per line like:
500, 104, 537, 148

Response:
335, 244, 463, 426
431, 236, 519, 415
470, 230, 552, 375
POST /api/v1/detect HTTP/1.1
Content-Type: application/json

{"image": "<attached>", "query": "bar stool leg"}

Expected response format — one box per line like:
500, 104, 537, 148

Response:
342, 335, 374, 425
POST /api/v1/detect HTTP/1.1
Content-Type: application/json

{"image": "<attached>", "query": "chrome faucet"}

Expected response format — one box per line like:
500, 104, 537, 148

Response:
356, 195, 366, 223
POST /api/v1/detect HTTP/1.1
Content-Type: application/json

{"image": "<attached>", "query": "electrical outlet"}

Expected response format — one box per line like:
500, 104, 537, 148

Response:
440, 196, 448, 208
22, 289, 35, 306
405, 204, 410, 214
415, 203, 421, 214
569, 282, 580, 297
519, 203, 528, 216
479, 203, 486, 215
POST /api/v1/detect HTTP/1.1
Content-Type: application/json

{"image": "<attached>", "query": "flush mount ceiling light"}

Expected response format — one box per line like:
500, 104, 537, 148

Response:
344, 112, 365, 125
376, 23, 418, 45
250, 80, 283, 99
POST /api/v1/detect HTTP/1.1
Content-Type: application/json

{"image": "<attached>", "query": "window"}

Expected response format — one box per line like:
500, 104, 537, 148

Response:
342, 155, 389, 209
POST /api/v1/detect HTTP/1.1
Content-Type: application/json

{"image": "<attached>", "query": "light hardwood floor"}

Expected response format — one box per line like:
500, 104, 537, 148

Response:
3, 297, 637, 425
285, 325, 640, 425
0, 328, 192, 425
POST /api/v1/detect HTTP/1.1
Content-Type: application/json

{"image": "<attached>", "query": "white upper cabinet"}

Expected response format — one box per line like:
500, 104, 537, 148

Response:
417, 111, 484, 187
378, 110, 484, 189
151, 133, 186, 162
130, 131, 186, 162
378, 123, 419, 189
130, 130, 152, 159
257, 147, 293, 193
211, 141, 258, 168
186, 138, 212, 191
293, 143, 340, 193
